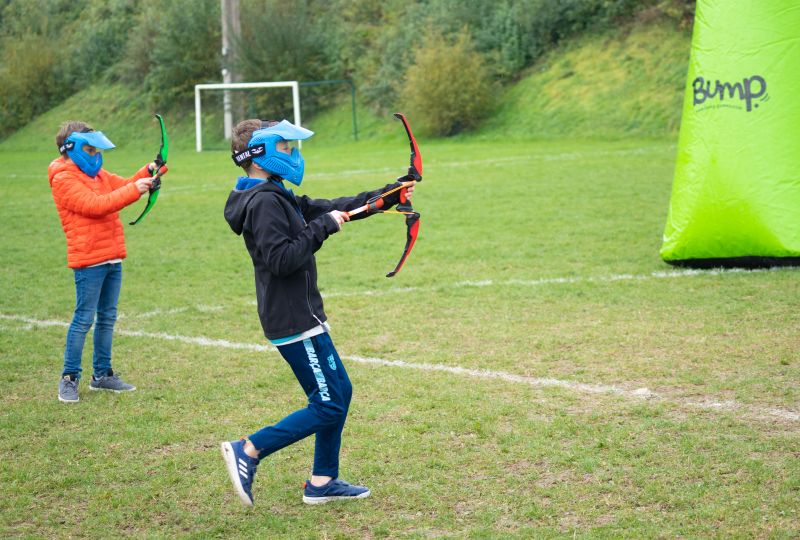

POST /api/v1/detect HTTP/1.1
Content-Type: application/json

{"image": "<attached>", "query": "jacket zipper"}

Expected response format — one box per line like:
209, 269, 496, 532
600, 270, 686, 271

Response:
305, 271, 323, 325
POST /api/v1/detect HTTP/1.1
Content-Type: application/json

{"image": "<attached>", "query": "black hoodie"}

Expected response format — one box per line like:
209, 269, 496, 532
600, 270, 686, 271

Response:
224, 179, 404, 340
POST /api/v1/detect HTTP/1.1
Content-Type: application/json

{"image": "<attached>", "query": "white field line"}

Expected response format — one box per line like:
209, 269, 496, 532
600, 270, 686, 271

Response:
0, 144, 674, 209
156, 183, 219, 195
319, 267, 799, 299
119, 307, 188, 320
119, 304, 224, 320
0, 314, 273, 353
305, 145, 674, 180
1, 312, 797, 424
0, 145, 669, 185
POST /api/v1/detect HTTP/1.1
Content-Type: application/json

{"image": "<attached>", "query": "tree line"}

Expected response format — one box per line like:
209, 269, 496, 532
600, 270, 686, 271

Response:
0, 0, 694, 138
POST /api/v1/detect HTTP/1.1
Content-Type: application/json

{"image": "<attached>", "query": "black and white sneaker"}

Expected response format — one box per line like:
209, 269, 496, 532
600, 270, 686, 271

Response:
221, 439, 259, 507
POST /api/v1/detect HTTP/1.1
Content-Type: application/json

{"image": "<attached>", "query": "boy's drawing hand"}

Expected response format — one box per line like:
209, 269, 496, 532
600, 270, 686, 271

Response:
135, 177, 154, 194
328, 210, 351, 230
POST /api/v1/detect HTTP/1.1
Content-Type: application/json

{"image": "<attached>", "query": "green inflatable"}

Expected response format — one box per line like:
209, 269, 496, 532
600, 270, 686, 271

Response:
661, 0, 800, 268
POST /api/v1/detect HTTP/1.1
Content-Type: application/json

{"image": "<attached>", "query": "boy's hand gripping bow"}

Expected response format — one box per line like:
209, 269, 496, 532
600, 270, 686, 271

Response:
345, 113, 422, 277
130, 114, 168, 225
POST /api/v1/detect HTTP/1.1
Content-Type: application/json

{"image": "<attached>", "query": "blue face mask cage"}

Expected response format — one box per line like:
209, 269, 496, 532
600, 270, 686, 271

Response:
61, 131, 116, 178
247, 120, 314, 186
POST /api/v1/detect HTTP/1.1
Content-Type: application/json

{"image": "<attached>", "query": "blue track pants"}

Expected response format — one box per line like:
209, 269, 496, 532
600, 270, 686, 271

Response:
248, 333, 352, 477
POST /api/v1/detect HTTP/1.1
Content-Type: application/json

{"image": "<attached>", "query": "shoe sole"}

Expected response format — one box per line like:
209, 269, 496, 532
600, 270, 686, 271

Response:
220, 442, 254, 507
302, 490, 371, 505
58, 395, 79, 403
89, 386, 136, 392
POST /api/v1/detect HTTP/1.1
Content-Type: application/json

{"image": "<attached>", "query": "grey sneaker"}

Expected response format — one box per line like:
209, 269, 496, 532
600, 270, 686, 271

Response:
89, 370, 136, 392
58, 376, 79, 403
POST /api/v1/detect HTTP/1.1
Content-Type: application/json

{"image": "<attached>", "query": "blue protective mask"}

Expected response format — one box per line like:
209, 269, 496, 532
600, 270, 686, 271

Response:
60, 131, 115, 178
247, 120, 314, 186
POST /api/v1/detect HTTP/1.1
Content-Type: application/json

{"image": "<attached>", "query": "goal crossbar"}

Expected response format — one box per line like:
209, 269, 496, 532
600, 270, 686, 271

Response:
194, 81, 301, 152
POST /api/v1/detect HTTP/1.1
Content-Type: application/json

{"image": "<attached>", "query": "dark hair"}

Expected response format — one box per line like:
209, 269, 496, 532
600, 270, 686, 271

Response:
231, 119, 279, 169
56, 121, 94, 155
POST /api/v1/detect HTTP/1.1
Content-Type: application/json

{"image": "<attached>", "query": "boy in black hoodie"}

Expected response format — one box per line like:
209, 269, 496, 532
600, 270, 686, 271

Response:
221, 119, 414, 507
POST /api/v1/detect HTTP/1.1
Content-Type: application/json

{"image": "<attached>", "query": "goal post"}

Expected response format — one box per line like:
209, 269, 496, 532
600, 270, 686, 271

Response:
194, 81, 301, 152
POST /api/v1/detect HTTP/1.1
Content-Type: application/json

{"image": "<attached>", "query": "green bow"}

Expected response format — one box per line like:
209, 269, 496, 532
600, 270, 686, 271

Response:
130, 114, 168, 225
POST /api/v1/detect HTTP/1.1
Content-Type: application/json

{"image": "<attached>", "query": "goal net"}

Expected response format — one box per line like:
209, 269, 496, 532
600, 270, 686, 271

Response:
194, 81, 301, 152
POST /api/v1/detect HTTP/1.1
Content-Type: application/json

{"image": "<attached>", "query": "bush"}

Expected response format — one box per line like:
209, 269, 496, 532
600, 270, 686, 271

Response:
233, 0, 334, 119
400, 30, 495, 136
0, 34, 60, 137
130, 0, 221, 110
0, 0, 84, 136
60, 0, 137, 90
0, 0, 166, 136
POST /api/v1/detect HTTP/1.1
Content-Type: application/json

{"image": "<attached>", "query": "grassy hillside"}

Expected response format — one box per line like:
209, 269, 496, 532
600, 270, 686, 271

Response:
480, 22, 691, 140
0, 84, 215, 153
307, 22, 692, 143
0, 21, 691, 152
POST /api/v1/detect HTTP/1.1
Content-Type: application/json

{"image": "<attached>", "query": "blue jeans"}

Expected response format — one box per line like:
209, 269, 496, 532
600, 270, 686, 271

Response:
62, 263, 122, 379
249, 333, 353, 477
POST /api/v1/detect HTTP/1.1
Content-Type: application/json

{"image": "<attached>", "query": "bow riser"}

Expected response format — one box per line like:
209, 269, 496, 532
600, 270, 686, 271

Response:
130, 114, 168, 225
344, 179, 416, 219
386, 113, 422, 277
341, 113, 422, 277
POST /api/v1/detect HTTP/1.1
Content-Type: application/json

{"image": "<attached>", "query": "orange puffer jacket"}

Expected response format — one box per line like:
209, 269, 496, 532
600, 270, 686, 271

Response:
48, 158, 151, 268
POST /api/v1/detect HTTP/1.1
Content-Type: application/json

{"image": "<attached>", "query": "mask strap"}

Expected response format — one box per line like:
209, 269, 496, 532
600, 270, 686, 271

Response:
59, 128, 93, 154
231, 143, 266, 165
59, 141, 76, 154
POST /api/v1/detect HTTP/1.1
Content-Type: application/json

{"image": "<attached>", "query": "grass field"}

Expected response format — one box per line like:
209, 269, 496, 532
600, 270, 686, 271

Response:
1, 133, 798, 538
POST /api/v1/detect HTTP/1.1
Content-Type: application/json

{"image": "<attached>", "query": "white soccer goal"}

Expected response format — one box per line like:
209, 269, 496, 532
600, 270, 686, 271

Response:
194, 81, 301, 152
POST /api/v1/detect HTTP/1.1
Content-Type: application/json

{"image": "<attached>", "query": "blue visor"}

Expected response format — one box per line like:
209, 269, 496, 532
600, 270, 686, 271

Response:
66, 131, 116, 151
251, 120, 313, 142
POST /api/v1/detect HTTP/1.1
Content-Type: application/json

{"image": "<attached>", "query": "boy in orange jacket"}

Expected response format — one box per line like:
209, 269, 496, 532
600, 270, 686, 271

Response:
49, 120, 165, 403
